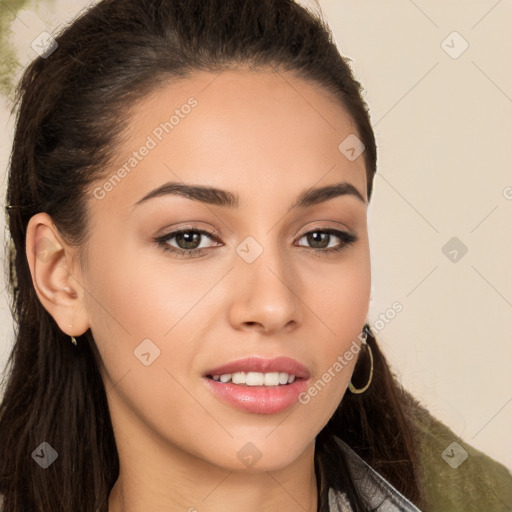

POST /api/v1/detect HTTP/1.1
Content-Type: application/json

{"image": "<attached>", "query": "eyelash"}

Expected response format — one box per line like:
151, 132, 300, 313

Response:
154, 226, 358, 259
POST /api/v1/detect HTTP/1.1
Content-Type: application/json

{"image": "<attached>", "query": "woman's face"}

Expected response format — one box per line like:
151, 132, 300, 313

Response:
77, 68, 371, 472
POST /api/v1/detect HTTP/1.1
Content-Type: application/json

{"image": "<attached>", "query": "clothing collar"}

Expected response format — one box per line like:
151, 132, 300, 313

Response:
327, 437, 423, 512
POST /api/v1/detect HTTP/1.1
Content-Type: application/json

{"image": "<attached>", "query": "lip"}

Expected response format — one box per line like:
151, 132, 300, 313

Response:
203, 356, 311, 379
202, 377, 309, 414
202, 356, 311, 415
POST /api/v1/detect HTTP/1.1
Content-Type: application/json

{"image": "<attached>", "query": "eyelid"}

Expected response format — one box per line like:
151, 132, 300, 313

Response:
156, 223, 222, 240
294, 221, 351, 238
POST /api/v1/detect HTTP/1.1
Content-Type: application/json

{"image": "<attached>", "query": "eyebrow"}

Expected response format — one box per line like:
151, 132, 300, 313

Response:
132, 181, 366, 211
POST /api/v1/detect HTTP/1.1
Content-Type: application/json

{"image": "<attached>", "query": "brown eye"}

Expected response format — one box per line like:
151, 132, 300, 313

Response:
173, 231, 203, 250
155, 228, 221, 258
296, 228, 357, 253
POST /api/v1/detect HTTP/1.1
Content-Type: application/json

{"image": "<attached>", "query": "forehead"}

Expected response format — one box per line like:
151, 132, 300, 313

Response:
89, 68, 367, 214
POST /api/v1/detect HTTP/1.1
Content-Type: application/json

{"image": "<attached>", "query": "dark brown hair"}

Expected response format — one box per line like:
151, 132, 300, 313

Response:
0, 1, 423, 510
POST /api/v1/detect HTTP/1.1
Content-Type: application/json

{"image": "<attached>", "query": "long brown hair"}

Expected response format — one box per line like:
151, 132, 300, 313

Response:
0, 1, 423, 510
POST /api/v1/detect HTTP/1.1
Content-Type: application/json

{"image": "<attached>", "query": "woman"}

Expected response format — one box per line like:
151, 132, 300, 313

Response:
0, 0, 510, 511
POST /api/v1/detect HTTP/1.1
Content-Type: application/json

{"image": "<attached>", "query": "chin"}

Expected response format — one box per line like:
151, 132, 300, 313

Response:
204, 433, 315, 473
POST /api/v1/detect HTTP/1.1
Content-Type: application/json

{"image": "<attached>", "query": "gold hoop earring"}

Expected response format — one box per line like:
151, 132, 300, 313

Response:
70, 336, 77, 346
348, 329, 373, 394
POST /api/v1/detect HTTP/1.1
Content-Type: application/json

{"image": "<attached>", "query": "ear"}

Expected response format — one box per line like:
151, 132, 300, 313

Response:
25, 212, 90, 337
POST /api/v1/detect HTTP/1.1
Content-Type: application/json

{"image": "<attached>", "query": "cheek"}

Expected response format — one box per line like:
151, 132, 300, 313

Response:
81, 247, 206, 435
82, 242, 218, 392
84, 240, 201, 338
308, 248, 371, 331
81, 242, 171, 379
305, 250, 371, 395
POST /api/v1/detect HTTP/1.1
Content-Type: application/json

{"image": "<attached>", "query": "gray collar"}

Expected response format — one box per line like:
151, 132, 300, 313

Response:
328, 437, 423, 512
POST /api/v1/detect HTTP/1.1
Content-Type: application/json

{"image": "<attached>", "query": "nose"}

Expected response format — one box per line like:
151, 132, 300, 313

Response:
227, 247, 303, 335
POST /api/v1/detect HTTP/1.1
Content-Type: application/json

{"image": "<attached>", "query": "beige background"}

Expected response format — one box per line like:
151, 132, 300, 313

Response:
1, 0, 511, 471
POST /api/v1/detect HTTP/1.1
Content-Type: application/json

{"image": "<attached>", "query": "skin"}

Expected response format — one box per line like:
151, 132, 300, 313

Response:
26, 67, 371, 512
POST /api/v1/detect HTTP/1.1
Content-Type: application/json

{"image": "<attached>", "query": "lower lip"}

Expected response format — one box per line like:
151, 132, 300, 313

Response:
202, 377, 309, 414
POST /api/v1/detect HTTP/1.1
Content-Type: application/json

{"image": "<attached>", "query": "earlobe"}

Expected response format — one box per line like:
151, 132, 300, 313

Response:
25, 212, 90, 337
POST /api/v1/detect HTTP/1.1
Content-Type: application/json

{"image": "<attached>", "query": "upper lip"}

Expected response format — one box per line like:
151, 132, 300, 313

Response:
204, 356, 310, 379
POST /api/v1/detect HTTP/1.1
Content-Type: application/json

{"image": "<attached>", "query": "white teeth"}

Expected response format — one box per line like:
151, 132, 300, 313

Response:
212, 371, 297, 386
263, 372, 280, 386
245, 372, 264, 386
231, 372, 246, 384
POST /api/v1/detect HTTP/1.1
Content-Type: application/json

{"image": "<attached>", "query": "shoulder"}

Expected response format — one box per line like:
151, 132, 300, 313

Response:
407, 396, 512, 512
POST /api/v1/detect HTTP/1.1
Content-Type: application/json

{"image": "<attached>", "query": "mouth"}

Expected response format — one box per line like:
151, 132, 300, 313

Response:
201, 356, 311, 414
203, 355, 310, 384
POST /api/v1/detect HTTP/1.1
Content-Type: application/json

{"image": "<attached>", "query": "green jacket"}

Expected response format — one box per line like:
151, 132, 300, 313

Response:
327, 400, 512, 511
412, 403, 512, 511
